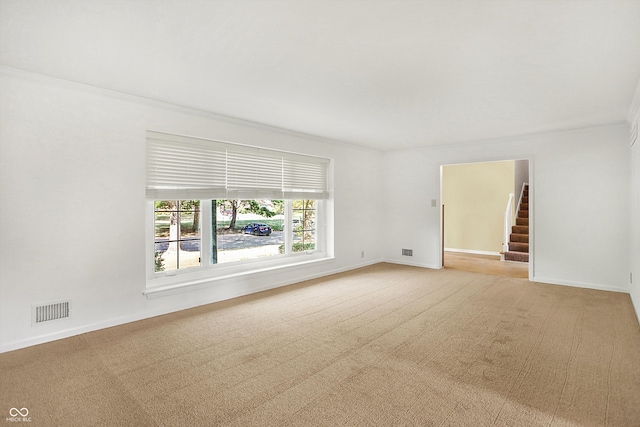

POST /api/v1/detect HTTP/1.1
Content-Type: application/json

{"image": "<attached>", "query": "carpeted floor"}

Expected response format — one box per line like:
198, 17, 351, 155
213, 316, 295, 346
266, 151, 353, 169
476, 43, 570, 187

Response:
2, 263, 640, 426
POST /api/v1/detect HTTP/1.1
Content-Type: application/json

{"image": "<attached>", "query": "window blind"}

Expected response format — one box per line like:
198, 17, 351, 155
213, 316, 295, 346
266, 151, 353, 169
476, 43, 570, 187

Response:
283, 154, 329, 199
146, 131, 330, 200
226, 147, 284, 199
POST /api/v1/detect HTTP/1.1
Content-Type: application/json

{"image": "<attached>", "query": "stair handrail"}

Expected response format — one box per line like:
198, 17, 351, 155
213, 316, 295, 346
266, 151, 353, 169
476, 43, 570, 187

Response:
503, 192, 515, 255
516, 182, 529, 214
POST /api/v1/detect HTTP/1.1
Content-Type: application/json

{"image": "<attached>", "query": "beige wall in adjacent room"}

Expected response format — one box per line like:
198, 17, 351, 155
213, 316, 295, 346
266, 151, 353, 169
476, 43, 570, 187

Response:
442, 161, 515, 254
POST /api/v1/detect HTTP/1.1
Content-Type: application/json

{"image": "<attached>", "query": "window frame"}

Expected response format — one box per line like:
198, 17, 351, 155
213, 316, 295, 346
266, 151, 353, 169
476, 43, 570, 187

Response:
146, 198, 329, 290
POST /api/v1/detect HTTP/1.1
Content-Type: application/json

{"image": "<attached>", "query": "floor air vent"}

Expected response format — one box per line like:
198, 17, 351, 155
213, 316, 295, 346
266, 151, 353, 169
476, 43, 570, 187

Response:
402, 249, 413, 256
33, 301, 70, 324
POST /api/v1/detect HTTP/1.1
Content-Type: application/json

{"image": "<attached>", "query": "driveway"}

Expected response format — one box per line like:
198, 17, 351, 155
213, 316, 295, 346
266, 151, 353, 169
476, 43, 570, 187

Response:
156, 230, 297, 252
217, 231, 285, 250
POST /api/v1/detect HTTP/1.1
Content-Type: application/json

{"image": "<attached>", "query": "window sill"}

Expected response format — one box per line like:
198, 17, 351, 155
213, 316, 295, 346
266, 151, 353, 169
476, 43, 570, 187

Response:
143, 255, 335, 299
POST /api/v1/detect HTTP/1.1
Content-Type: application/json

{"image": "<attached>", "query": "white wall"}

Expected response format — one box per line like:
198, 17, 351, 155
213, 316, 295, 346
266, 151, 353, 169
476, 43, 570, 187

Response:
0, 69, 384, 352
383, 124, 631, 293
514, 159, 529, 196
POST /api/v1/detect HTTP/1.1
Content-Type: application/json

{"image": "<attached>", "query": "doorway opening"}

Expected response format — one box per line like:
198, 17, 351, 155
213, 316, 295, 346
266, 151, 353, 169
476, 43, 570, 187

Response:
440, 159, 532, 280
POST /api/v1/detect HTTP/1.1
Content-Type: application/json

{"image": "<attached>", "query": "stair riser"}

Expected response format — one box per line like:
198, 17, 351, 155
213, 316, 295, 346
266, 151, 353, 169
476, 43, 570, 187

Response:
510, 234, 529, 243
505, 252, 529, 262
508, 242, 529, 253
516, 218, 528, 226
512, 225, 528, 234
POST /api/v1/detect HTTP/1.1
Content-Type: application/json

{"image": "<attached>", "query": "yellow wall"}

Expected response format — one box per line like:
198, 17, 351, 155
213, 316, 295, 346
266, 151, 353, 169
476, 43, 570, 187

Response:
442, 161, 514, 254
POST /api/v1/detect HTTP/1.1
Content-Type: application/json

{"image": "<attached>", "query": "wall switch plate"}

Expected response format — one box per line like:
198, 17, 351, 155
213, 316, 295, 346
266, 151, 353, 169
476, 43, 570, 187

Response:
431, 199, 437, 207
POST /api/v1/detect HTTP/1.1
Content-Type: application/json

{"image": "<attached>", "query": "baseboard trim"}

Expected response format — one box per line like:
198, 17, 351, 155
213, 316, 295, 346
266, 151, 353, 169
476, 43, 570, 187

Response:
444, 248, 502, 257
383, 258, 442, 270
630, 292, 640, 326
0, 259, 384, 354
532, 276, 629, 294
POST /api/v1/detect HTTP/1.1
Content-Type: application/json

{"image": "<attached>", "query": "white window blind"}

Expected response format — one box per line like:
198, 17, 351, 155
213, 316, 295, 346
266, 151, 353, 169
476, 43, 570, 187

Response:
146, 131, 330, 200
283, 154, 329, 199
226, 147, 284, 199
146, 133, 227, 200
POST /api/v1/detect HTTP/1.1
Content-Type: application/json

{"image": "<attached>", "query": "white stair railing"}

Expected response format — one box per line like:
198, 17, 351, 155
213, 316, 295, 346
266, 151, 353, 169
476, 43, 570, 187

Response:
516, 182, 528, 214
502, 193, 515, 259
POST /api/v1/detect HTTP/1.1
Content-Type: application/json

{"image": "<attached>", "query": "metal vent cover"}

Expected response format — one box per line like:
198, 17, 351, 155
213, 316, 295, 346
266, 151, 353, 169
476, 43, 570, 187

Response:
32, 301, 70, 324
402, 249, 413, 257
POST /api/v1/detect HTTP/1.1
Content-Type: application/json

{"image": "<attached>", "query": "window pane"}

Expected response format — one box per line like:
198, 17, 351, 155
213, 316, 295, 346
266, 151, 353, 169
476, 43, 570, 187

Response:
154, 199, 201, 272
155, 242, 174, 272
179, 212, 200, 239
154, 212, 170, 239
292, 238, 315, 253
154, 200, 176, 239
216, 199, 284, 263
178, 241, 201, 269
292, 200, 316, 253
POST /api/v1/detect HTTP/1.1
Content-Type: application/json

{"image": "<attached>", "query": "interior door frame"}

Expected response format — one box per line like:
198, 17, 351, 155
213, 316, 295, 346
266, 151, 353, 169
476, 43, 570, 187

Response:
439, 157, 534, 281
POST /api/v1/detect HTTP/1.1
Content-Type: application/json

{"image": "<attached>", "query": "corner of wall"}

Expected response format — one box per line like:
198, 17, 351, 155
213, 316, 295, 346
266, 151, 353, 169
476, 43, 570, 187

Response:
630, 94, 640, 326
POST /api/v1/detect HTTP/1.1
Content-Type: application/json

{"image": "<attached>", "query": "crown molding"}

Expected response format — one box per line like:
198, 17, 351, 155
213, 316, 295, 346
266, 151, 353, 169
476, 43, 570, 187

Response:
0, 66, 381, 155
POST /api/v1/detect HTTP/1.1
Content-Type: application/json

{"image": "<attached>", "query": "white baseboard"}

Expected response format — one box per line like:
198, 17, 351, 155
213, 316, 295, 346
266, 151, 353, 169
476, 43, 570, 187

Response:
532, 276, 629, 294
631, 294, 640, 326
444, 248, 501, 257
382, 257, 442, 270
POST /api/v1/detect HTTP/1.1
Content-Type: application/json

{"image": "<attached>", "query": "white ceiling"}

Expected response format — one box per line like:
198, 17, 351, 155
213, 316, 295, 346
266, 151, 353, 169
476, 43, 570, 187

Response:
2, 0, 640, 151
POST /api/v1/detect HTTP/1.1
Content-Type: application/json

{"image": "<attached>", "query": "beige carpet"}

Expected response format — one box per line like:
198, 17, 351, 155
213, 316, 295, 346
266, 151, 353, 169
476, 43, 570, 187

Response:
2, 263, 640, 426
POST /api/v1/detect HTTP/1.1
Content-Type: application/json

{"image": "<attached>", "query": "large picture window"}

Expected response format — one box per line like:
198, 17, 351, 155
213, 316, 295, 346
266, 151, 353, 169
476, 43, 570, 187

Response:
153, 199, 319, 275
146, 131, 331, 289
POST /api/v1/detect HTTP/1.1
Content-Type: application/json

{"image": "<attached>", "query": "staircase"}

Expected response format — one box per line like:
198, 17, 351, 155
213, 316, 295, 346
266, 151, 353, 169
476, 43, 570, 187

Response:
504, 184, 529, 262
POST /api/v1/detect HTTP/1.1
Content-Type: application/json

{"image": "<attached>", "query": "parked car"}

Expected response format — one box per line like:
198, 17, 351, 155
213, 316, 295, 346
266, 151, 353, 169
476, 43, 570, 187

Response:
243, 223, 272, 236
